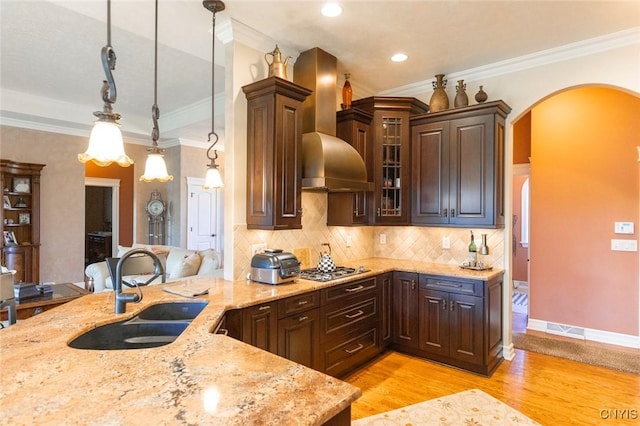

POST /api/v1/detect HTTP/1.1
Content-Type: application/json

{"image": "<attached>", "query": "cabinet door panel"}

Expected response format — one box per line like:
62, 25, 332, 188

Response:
412, 121, 450, 224
392, 272, 419, 347
418, 289, 449, 356
275, 98, 302, 224
449, 293, 483, 364
380, 272, 393, 347
243, 303, 278, 353
450, 115, 494, 225
277, 309, 321, 371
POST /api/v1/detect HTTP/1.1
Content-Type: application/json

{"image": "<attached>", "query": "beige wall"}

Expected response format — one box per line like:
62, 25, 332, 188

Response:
0, 127, 208, 283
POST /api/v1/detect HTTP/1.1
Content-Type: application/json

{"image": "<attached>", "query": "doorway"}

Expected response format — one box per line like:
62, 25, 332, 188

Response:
84, 177, 119, 266
186, 177, 223, 260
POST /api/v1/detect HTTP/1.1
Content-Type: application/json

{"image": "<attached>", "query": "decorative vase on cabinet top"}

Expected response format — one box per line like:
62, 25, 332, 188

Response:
454, 80, 469, 107
429, 74, 449, 112
475, 85, 488, 103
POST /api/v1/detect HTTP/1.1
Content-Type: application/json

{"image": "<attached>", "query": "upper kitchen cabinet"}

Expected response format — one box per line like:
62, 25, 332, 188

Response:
410, 101, 511, 228
242, 77, 311, 230
351, 97, 429, 225
327, 108, 373, 226
1, 160, 45, 283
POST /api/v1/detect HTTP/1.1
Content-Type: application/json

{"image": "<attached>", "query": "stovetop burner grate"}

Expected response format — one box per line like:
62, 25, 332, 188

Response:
300, 266, 366, 282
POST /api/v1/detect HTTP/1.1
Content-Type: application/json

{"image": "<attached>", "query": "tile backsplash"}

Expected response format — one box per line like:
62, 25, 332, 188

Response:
233, 192, 504, 280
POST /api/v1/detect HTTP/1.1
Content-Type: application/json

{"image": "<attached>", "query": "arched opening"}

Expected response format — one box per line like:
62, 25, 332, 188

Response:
511, 85, 640, 346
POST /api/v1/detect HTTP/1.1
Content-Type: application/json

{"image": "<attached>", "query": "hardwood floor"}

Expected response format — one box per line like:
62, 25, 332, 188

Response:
345, 346, 640, 425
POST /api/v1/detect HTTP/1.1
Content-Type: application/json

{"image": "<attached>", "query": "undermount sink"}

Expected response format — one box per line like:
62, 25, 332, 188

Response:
68, 301, 208, 350
136, 301, 208, 321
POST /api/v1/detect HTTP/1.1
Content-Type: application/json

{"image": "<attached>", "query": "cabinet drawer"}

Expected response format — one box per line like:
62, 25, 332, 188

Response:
420, 275, 483, 296
323, 327, 378, 377
321, 277, 377, 305
322, 296, 378, 343
278, 291, 320, 318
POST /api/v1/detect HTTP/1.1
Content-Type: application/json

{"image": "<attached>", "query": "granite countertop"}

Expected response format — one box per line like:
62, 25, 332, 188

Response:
0, 258, 502, 424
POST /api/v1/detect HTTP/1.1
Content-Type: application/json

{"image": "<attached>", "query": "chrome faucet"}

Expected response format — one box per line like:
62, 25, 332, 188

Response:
114, 248, 165, 314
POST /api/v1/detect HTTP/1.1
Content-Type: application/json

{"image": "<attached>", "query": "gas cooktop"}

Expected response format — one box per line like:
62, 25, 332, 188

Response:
299, 266, 368, 282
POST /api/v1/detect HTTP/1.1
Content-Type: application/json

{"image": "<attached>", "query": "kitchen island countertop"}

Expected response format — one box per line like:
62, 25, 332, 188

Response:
0, 258, 502, 424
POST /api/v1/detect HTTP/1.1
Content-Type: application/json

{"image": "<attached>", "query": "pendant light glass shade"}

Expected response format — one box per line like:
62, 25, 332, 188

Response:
78, 0, 133, 168
203, 165, 223, 190
79, 120, 133, 167
140, 152, 173, 182
140, 0, 173, 182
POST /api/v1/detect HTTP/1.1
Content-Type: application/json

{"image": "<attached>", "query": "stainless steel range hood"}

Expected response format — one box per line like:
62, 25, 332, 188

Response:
294, 48, 373, 192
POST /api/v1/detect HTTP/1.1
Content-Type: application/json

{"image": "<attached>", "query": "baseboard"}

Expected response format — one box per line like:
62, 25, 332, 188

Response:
527, 318, 640, 349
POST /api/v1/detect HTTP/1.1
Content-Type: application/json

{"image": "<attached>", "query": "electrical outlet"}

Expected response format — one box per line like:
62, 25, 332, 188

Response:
614, 222, 634, 234
379, 234, 386, 245
346, 236, 353, 247
442, 236, 450, 249
251, 243, 266, 256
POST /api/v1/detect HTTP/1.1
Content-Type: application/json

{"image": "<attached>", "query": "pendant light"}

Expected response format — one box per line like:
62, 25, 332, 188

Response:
140, 0, 173, 182
202, 0, 225, 190
78, 0, 133, 167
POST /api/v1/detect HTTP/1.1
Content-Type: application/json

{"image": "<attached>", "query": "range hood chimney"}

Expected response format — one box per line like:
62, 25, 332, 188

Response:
294, 48, 373, 192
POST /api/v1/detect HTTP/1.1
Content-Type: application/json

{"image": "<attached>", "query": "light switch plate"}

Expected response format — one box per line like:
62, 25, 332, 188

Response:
614, 222, 634, 234
442, 236, 450, 249
379, 234, 387, 245
611, 239, 638, 252
251, 243, 266, 256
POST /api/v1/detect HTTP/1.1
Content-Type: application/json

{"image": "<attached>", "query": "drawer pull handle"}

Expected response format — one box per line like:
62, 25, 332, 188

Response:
258, 305, 271, 311
344, 343, 364, 354
297, 300, 309, 306
442, 300, 447, 310
345, 285, 364, 293
298, 316, 308, 322
345, 310, 364, 319
436, 282, 462, 288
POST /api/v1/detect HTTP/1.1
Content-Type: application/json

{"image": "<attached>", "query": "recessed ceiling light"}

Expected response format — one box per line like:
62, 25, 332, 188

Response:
391, 53, 408, 62
322, 2, 342, 17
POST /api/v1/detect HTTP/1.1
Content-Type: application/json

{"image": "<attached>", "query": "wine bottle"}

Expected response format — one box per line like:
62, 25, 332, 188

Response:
468, 231, 477, 266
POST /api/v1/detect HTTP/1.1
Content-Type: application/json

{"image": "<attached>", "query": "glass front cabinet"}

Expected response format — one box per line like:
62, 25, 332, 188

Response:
351, 97, 429, 225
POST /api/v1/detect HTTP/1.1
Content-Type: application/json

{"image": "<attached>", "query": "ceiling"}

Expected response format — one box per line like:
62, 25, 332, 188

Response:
1, 1, 639, 149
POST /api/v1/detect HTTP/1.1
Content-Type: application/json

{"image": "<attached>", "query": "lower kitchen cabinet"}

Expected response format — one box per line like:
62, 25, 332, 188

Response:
379, 272, 393, 348
391, 271, 419, 349
417, 274, 503, 376
225, 270, 503, 377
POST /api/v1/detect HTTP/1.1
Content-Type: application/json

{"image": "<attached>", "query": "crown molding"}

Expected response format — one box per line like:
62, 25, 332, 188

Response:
384, 27, 640, 97
218, 17, 300, 60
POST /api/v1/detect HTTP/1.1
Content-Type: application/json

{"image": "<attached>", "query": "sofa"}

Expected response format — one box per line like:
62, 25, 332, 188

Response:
84, 244, 221, 293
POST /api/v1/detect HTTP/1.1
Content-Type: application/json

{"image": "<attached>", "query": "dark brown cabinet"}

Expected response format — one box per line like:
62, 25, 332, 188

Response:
379, 272, 393, 348
418, 274, 503, 376
1, 160, 45, 283
351, 97, 429, 225
327, 108, 373, 226
242, 77, 311, 230
320, 277, 381, 377
391, 271, 419, 349
239, 301, 279, 353
277, 291, 321, 370
410, 101, 511, 228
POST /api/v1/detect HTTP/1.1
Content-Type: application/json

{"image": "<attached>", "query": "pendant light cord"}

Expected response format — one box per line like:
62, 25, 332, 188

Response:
204, 1, 225, 163
151, 0, 160, 146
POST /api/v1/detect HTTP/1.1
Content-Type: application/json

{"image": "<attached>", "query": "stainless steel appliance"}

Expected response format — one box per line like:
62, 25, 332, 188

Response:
250, 250, 301, 285
300, 266, 368, 282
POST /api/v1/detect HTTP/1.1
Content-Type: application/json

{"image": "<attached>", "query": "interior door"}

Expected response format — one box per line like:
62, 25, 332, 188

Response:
187, 178, 222, 252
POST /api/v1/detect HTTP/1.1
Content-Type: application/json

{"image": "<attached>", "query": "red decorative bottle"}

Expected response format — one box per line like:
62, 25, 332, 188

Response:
341, 73, 352, 110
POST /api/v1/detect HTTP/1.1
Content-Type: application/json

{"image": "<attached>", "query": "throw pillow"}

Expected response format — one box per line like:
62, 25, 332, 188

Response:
166, 247, 198, 275
169, 252, 202, 279
197, 249, 220, 276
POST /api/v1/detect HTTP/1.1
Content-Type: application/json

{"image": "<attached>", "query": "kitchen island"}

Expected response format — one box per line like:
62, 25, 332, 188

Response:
0, 258, 502, 424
